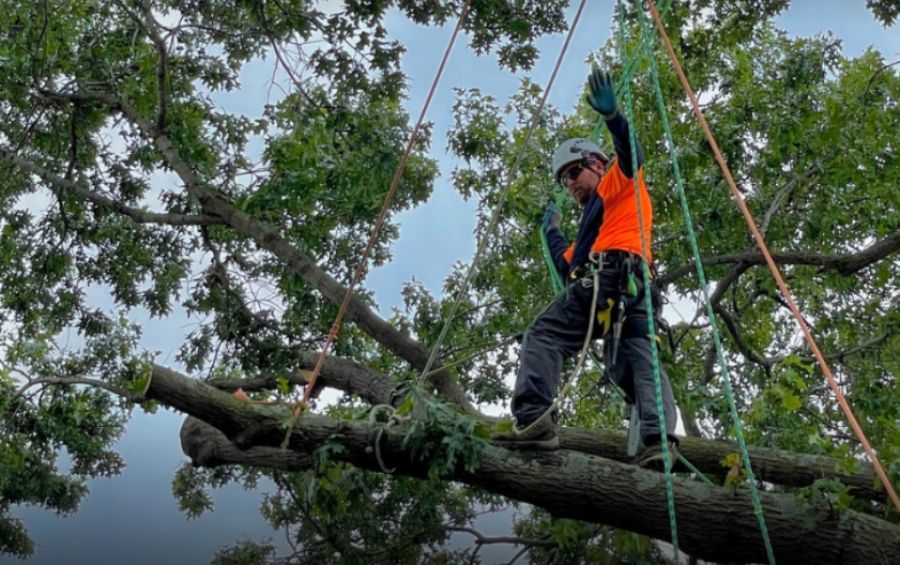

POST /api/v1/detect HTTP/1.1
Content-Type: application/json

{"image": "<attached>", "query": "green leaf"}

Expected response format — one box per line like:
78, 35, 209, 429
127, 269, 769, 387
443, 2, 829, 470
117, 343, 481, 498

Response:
781, 391, 802, 412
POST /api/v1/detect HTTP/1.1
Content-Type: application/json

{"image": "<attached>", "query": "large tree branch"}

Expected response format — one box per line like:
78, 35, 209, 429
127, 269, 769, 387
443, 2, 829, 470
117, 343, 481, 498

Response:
658, 229, 900, 287
0, 146, 220, 227
30, 86, 474, 412
144, 365, 899, 564
207, 351, 399, 407
184, 422, 900, 564
150, 364, 886, 504
191, 359, 887, 501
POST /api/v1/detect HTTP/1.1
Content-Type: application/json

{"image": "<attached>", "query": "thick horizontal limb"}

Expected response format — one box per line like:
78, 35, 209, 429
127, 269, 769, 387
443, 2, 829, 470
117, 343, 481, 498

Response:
143, 364, 899, 564
199, 360, 883, 502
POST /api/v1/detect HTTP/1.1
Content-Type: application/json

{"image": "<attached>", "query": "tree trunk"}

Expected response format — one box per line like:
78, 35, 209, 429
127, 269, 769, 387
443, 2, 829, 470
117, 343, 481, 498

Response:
144, 364, 900, 564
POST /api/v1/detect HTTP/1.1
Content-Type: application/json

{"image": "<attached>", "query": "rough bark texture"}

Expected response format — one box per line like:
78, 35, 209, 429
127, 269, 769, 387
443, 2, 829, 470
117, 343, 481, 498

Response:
144, 365, 900, 564
201, 360, 884, 503
558, 428, 885, 503
208, 351, 398, 406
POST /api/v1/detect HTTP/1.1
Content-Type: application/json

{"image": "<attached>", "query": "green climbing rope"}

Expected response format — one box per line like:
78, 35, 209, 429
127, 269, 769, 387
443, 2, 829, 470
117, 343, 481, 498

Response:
615, 1, 680, 558
676, 453, 716, 487
635, 6, 777, 563
539, 191, 568, 293
590, 0, 673, 143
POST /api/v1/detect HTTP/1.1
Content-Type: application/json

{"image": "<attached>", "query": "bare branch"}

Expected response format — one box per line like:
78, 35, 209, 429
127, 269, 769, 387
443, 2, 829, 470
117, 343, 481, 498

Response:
447, 526, 555, 548
863, 59, 900, 100
714, 304, 771, 370
207, 351, 400, 407
707, 261, 751, 306
199, 227, 292, 340
505, 545, 532, 565
13, 376, 142, 403
0, 146, 221, 227
759, 161, 825, 237
658, 229, 900, 287
113, 0, 169, 129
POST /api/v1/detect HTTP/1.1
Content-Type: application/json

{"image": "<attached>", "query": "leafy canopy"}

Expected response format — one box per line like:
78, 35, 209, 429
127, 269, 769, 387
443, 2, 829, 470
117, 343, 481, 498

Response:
0, 0, 898, 562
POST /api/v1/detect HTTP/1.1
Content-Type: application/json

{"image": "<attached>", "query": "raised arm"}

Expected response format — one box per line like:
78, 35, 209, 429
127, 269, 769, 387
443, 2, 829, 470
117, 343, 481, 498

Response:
586, 67, 644, 178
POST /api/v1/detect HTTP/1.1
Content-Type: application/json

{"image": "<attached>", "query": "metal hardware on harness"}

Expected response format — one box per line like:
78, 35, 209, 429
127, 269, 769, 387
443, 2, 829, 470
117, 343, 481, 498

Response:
571, 251, 604, 287
609, 299, 626, 367
607, 253, 636, 368
627, 405, 642, 456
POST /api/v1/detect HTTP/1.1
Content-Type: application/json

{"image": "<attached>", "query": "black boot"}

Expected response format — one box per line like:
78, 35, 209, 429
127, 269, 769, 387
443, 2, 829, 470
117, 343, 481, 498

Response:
632, 434, 678, 471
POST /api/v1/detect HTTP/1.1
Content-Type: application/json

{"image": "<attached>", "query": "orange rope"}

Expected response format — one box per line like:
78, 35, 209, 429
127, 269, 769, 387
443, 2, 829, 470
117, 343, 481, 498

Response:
646, 0, 900, 512
284, 1, 472, 429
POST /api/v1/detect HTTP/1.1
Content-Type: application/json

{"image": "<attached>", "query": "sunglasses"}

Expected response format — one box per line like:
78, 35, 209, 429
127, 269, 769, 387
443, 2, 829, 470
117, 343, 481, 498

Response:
561, 165, 584, 184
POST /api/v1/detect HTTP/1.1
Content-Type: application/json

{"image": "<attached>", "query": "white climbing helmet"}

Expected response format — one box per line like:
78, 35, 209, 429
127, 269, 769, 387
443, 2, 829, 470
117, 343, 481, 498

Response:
551, 138, 609, 183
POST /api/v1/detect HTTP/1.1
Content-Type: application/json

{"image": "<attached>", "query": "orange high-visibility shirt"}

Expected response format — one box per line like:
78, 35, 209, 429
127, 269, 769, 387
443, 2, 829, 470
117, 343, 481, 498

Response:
562, 160, 653, 264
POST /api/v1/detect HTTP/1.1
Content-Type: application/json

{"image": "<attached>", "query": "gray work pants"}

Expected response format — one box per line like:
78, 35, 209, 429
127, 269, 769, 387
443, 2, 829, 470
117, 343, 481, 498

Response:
511, 271, 678, 441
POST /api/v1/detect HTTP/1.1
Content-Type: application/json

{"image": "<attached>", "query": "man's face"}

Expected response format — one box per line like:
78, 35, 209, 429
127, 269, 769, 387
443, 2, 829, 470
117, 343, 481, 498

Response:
561, 159, 605, 205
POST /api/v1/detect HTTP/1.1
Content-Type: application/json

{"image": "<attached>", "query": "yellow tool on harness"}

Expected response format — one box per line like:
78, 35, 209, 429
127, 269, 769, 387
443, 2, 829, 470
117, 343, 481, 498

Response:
595, 297, 616, 337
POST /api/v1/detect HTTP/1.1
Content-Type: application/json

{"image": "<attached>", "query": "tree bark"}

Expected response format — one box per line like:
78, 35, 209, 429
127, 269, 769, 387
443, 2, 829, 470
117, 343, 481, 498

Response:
144, 364, 900, 564
201, 360, 885, 503
558, 428, 886, 504
657, 228, 900, 287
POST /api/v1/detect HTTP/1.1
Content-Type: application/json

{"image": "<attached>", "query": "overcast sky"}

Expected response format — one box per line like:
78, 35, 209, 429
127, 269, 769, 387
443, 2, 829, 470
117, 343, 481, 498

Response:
9, 2, 900, 564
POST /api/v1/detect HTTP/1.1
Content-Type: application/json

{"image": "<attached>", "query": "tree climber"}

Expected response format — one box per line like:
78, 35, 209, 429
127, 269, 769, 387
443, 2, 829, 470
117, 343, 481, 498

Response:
494, 67, 679, 466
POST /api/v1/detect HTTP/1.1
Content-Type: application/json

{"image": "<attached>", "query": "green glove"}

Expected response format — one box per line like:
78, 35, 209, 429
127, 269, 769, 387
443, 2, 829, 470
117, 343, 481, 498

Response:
586, 66, 618, 117
543, 202, 562, 231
